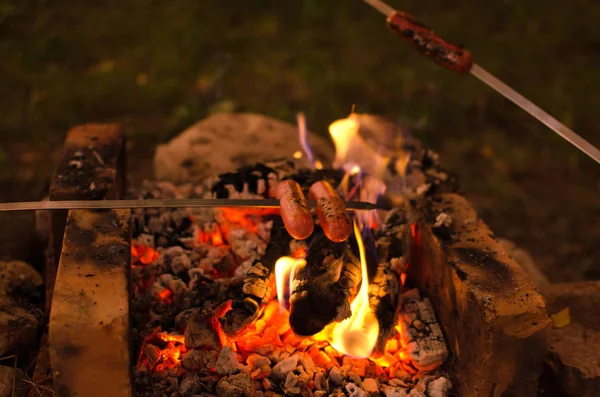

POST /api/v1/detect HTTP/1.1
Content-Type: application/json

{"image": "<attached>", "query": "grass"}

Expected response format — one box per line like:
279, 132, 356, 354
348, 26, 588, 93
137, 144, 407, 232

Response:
1, 0, 599, 281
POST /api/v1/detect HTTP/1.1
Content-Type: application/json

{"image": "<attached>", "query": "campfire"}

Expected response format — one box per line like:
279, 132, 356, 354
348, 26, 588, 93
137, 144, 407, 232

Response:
130, 113, 453, 396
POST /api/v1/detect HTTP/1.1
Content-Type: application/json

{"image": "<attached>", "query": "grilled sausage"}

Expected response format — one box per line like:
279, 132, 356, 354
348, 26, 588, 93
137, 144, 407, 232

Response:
277, 179, 314, 240
309, 181, 352, 242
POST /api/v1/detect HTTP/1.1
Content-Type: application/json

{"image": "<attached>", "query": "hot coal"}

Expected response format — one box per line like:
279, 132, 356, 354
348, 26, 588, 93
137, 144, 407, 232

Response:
130, 159, 453, 397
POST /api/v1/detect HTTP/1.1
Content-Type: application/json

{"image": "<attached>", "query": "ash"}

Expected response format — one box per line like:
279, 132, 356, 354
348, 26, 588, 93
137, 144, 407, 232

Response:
130, 159, 453, 397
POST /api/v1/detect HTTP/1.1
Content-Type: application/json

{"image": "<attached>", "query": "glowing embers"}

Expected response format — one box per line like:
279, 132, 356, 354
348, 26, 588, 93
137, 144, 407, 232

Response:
132, 244, 159, 266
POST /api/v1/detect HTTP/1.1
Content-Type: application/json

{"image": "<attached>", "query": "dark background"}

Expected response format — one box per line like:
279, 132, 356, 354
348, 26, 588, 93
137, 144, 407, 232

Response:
1, 0, 599, 282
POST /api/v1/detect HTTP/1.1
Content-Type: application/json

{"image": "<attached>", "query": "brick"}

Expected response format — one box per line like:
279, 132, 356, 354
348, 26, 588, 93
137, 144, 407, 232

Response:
48, 209, 131, 397
410, 193, 551, 397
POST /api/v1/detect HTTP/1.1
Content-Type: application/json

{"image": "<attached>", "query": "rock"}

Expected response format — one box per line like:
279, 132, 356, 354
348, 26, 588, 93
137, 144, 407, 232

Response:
215, 372, 254, 397
546, 281, 600, 397
271, 355, 299, 381
0, 365, 25, 397
0, 261, 43, 298
215, 346, 242, 375
0, 296, 41, 357
153, 112, 335, 183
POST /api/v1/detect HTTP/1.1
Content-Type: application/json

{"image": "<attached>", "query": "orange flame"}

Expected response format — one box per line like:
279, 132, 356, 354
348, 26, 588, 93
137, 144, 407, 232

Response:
329, 222, 379, 358
274, 256, 306, 312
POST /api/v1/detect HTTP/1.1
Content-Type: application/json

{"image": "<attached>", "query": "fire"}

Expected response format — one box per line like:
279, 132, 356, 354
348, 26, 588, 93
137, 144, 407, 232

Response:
274, 256, 306, 312
329, 222, 379, 358
328, 115, 390, 178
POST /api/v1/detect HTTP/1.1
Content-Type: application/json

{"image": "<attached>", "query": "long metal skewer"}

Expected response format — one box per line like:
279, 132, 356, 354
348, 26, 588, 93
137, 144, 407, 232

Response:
364, 0, 600, 164
0, 198, 378, 212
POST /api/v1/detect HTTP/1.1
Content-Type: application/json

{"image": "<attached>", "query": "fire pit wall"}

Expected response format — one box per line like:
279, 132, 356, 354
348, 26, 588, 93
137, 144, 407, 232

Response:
410, 192, 551, 396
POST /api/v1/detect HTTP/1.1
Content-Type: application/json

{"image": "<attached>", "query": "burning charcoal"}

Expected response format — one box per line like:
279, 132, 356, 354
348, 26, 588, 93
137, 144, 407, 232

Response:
180, 372, 201, 396
174, 308, 200, 332
328, 366, 344, 386
425, 377, 452, 397
181, 349, 218, 371
299, 353, 315, 372
137, 233, 155, 248
215, 371, 254, 397
345, 383, 368, 397
381, 385, 410, 397
362, 378, 378, 393
398, 289, 448, 371
184, 313, 221, 350
329, 388, 346, 397
215, 346, 243, 375
246, 354, 271, 370
289, 233, 361, 336
283, 371, 299, 392
272, 355, 299, 381
142, 343, 161, 368
220, 217, 292, 337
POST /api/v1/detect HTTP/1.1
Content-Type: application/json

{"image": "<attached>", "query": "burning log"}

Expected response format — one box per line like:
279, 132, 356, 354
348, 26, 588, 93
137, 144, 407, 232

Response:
219, 217, 293, 337
288, 232, 362, 336
370, 207, 413, 351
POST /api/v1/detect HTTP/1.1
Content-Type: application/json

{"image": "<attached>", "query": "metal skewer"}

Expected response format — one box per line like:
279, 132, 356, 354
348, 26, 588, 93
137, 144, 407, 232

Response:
364, 0, 600, 165
0, 198, 378, 212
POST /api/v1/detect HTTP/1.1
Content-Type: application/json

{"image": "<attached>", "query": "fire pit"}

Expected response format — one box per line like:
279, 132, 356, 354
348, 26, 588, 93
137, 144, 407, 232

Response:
36, 113, 550, 397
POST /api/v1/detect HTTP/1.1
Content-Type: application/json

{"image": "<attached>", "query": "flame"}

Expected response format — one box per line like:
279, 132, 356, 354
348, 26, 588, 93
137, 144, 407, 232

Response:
275, 256, 306, 312
329, 222, 379, 358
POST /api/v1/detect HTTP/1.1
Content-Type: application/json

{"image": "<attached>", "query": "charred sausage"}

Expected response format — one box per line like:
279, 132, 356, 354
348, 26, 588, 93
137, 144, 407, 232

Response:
309, 181, 352, 242
277, 179, 314, 240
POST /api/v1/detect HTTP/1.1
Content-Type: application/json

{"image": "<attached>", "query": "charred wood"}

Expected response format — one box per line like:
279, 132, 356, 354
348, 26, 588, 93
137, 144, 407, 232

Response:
371, 207, 413, 351
288, 232, 362, 336
219, 217, 292, 337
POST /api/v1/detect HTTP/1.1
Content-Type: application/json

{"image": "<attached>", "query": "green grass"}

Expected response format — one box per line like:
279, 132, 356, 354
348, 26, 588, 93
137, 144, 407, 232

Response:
1, 0, 600, 281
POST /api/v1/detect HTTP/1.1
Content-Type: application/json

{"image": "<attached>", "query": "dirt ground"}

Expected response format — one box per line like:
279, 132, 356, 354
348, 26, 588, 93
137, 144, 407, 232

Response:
1, 0, 599, 282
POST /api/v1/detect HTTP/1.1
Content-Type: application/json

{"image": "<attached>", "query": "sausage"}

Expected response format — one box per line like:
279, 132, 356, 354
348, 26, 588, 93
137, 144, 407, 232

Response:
309, 181, 352, 242
277, 179, 314, 240
386, 11, 473, 74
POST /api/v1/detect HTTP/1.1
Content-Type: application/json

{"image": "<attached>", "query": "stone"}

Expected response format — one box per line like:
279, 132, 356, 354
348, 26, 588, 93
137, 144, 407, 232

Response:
381, 385, 409, 397
0, 261, 43, 298
215, 372, 254, 397
546, 281, 600, 397
153, 112, 335, 183
426, 377, 452, 397
0, 296, 40, 357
